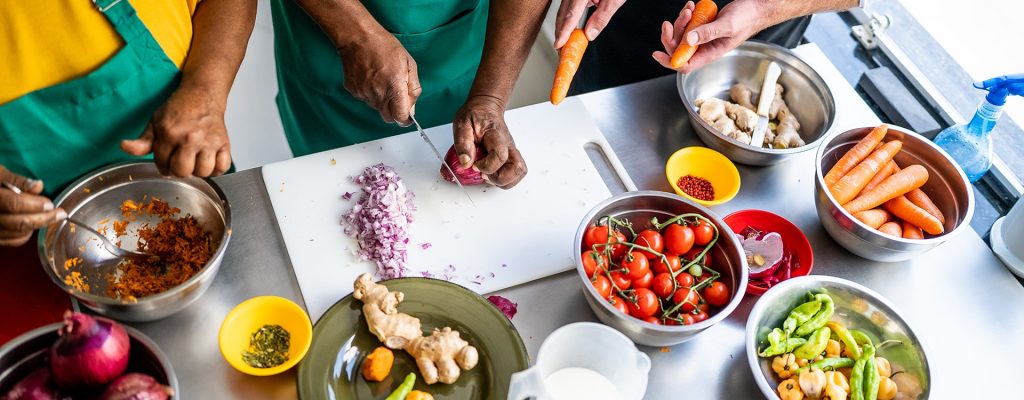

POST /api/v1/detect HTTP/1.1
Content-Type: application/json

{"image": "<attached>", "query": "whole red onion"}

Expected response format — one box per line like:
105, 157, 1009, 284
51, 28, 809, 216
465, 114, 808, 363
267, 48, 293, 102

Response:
49, 312, 130, 390
440, 145, 486, 185
101, 373, 173, 400
0, 369, 65, 400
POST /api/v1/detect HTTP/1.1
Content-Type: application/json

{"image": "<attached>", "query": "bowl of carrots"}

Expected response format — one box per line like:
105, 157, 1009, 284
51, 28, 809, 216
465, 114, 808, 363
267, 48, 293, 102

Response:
814, 124, 974, 262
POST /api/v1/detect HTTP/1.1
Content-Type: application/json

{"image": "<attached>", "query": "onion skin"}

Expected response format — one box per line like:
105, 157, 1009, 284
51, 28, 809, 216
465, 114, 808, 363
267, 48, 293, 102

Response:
101, 373, 173, 400
49, 312, 130, 390
440, 145, 486, 185
0, 369, 64, 400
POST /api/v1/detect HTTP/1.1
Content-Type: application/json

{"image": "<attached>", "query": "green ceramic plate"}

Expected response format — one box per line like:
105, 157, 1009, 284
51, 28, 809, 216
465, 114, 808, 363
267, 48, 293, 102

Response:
298, 278, 528, 400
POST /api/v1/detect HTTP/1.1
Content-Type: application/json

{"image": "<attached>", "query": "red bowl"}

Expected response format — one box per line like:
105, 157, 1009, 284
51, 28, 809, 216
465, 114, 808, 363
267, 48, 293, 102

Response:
723, 210, 813, 296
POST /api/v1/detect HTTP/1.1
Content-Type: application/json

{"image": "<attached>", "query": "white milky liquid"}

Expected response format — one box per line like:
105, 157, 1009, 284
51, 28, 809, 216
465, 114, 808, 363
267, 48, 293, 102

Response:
544, 367, 623, 400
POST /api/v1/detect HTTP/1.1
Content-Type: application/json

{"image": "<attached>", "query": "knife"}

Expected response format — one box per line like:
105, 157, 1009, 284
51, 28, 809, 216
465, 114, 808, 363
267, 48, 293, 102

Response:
409, 111, 476, 206
749, 61, 782, 148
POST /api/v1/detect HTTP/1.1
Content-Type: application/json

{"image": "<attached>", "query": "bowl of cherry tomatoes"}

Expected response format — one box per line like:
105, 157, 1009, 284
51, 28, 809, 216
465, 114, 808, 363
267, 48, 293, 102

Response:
574, 191, 749, 346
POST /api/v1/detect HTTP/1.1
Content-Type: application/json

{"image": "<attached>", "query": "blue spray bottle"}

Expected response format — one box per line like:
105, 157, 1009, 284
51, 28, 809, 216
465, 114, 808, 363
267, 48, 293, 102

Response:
934, 74, 1024, 182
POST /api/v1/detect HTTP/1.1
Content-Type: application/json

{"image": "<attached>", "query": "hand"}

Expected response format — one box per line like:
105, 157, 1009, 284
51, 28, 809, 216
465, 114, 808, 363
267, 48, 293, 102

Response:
338, 27, 421, 126
122, 85, 232, 177
452, 96, 527, 189
653, 0, 769, 73
0, 166, 66, 247
554, 0, 626, 48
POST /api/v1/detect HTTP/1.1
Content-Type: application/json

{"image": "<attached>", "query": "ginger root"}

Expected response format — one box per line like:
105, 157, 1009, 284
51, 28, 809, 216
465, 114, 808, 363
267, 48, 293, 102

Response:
729, 83, 756, 111
725, 102, 758, 135
696, 98, 751, 144
773, 103, 804, 149
353, 273, 479, 385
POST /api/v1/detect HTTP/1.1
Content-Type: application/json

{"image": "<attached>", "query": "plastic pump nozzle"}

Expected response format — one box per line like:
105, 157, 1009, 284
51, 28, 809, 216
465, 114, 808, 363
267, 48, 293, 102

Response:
976, 73, 1024, 106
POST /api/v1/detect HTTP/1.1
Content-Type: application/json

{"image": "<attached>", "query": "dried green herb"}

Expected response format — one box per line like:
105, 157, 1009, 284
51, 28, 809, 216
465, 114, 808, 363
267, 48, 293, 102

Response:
242, 324, 290, 368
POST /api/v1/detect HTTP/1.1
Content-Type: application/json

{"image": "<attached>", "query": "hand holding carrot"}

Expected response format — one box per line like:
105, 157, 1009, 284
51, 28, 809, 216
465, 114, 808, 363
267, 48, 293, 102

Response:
654, 0, 767, 73
553, 0, 627, 48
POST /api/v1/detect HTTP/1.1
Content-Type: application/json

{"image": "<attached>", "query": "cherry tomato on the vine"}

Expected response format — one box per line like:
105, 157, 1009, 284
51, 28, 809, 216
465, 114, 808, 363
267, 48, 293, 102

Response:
664, 224, 695, 255
653, 255, 681, 274
678, 314, 696, 325
584, 225, 627, 260
581, 250, 608, 277
642, 316, 662, 325
632, 269, 653, 290
675, 272, 694, 288
683, 248, 711, 266
651, 273, 675, 299
693, 220, 715, 246
703, 281, 730, 306
623, 251, 650, 280
692, 310, 709, 323
626, 288, 659, 319
591, 275, 611, 299
609, 294, 629, 314
672, 288, 700, 313
636, 229, 664, 259
609, 271, 632, 291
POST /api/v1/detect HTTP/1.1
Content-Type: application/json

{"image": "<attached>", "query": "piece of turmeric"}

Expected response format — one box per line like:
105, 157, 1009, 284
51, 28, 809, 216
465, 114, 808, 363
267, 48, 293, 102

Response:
361, 346, 394, 382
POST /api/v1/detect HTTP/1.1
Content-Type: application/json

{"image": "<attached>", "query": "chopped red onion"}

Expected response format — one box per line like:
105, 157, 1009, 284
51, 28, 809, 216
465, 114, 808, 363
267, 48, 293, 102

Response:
419, 243, 432, 250
487, 296, 518, 320
341, 164, 416, 279
342, 192, 353, 201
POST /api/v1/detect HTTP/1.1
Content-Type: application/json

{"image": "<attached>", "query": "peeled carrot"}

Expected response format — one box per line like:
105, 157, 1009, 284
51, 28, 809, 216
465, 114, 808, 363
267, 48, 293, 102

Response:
669, 0, 719, 69
824, 125, 888, 187
843, 164, 929, 214
891, 164, 945, 224
884, 195, 944, 235
902, 220, 925, 239
877, 221, 903, 238
550, 29, 588, 105
830, 141, 903, 205
853, 209, 890, 229
862, 161, 897, 193
361, 346, 394, 382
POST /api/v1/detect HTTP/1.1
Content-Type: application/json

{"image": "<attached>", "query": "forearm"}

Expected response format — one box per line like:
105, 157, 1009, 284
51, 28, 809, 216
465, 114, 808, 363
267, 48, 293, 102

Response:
468, 0, 551, 107
758, 0, 859, 27
293, 0, 385, 51
180, 0, 257, 103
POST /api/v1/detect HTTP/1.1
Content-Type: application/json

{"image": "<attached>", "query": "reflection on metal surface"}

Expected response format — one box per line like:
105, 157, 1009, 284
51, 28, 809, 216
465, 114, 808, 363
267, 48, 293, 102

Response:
850, 12, 892, 50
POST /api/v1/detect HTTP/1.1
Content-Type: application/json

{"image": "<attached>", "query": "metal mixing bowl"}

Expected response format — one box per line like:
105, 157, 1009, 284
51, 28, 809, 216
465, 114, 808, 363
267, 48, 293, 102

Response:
746, 275, 930, 399
0, 322, 179, 396
573, 191, 748, 346
678, 41, 836, 166
38, 162, 231, 321
815, 126, 973, 262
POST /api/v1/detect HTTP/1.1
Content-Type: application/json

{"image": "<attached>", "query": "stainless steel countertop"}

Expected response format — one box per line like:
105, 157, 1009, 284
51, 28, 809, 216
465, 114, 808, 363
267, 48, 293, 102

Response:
132, 75, 1024, 399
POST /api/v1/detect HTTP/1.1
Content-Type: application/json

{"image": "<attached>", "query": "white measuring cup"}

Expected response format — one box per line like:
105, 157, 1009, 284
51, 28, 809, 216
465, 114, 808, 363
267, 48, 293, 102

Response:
507, 322, 651, 400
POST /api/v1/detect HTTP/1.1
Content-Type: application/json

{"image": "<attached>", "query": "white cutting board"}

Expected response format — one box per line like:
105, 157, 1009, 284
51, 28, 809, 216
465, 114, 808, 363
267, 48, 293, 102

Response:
262, 98, 633, 320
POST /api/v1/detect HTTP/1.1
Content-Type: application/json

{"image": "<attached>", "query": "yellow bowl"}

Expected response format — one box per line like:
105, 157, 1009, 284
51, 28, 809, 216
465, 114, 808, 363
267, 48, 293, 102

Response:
218, 296, 312, 376
665, 146, 741, 206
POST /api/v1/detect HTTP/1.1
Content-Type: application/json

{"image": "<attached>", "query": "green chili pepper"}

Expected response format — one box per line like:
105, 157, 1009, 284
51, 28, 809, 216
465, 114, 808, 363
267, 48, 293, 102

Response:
864, 354, 880, 400
784, 338, 808, 353
850, 344, 876, 400
795, 357, 855, 375
794, 326, 831, 360
783, 299, 822, 335
850, 329, 874, 346
758, 328, 786, 357
793, 294, 834, 337
385, 373, 416, 400
827, 321, 861, 359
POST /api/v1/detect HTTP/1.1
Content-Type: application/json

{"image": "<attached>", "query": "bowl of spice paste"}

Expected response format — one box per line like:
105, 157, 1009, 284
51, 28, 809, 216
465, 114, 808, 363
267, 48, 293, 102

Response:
38, 161, 231, 322
665, 146, 740, 206
219, 296, 312, 376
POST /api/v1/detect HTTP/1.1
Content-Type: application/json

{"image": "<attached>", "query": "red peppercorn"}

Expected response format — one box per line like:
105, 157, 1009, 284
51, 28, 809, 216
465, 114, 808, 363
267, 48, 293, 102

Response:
676, 175, 715, 201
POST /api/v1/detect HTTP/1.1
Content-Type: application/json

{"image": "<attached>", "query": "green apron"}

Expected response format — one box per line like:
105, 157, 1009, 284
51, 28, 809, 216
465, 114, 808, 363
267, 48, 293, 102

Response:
0, 0, 179, 196
270, 0, 488, 156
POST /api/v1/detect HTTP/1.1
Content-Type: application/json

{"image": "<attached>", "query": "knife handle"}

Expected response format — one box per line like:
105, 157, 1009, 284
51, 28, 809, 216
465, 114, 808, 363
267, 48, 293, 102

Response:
757, 62, 782, 118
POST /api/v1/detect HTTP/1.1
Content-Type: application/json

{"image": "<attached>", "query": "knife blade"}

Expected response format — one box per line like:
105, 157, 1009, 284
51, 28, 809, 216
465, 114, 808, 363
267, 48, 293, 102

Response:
749, 61, 782, 148
410, 113, 476, 206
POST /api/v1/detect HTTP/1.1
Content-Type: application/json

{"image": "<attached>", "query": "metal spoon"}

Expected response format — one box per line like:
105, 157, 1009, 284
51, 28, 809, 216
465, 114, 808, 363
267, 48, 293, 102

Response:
1, 182, 157, 262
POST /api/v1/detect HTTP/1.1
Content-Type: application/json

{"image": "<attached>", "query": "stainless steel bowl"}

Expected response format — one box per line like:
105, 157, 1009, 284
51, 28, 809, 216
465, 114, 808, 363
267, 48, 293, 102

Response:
746, 275, 930, 399
0, 322, 179, 396
678, 41, 836, 166
573, 191, 748, 346
38, 162, 231, 321
815, 126, 973, 261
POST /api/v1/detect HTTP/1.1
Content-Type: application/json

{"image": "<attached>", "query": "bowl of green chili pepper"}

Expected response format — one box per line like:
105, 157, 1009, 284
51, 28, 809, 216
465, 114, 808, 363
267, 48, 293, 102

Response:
745, 275, 930, 399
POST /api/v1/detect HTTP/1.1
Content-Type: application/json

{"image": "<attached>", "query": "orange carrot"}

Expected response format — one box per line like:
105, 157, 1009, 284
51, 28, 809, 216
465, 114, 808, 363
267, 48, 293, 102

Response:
824, 125, 888, 187
862, 161, 897, 193
877, 221, 903, 237
853, 209, 890, 229
830, 141, 903, 205
361, 346, 394, 382
670, 0, 719, 69
884, 195, 944, 235
902, 220, 925, 239
550, 29, 588, 105
891, 164, 945, 224
843, 164, 929, 213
